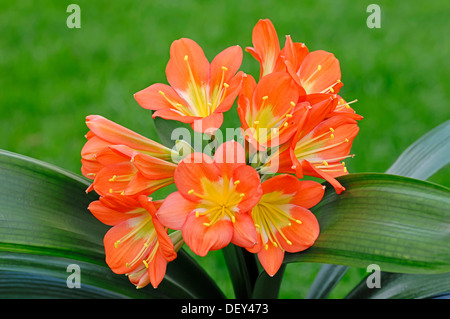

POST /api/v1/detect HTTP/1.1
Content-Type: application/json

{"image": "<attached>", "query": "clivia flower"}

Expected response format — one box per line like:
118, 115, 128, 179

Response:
134, 38, 245, 134
81, 115, 182, 197
88, 194, 179, 288
290, 114, 360, 194
247, 174, 323, 276
156, 141, 262, 256
237, 72, 305, 151
247, 19, 343, 96
257, 94, 359, 194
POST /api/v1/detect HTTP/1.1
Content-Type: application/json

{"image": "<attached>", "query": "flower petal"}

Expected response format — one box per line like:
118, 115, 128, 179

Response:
212, 141, 247, 179
278, 206, 320, 253
103, 215, 154, 274
191, 112, 223, 134
174, 152, 218, 201
247, 19, 283, 77
261, 174, 324, 209
156, 191, 198, 230
257, 242, 285, 277
231, 212, 258, 249
166, 38, 210, 97
182, 212, 233, 256
299, 50, 341, 94
88, 195, 145, 226
233, 165, 263, 213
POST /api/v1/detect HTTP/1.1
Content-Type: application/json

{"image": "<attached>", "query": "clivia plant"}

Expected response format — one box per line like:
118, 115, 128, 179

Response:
1, 19, 449, 300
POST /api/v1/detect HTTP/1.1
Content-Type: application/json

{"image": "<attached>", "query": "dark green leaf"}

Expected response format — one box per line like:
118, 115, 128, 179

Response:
386, 120, 450, 180
345, 271, 450, 299
284, 173, 450, 274
251, 265, 286, 299
222, 245, 259, 299
305, 264, 348, 299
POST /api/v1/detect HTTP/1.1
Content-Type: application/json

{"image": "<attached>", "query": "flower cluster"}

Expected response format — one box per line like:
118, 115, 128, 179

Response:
81, 19, 361, 288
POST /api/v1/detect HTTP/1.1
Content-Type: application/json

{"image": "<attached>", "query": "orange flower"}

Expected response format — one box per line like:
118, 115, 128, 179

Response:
81, 115, 180, 197
247, 175, 323, 276
290, 114, 360, 194
247, 19, 343, 96
237, 72, 304, 150
258, 95, 359, 193
246, 19, 287, 78
156, 141, 262, 256
134, 38, 244, 134
285, 47, 343, 95
88, 194, 178, 288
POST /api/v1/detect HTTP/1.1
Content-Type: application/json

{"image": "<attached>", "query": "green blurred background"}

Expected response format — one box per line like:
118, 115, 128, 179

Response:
1, 0, 449, 298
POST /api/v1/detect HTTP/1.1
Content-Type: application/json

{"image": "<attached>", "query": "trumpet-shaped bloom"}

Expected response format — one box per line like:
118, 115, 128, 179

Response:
247, 19, 342, 96
156, 141, 262, 256
88, 194, 177, 288
285, 49, 343, 95
81, 115, 179, 197
237, 72, 304, 150
291, 114, 359, 194
248, 175, 323, 276
134, 38, 244, 133
257, 94, 359, 193
246, 19, 286, 78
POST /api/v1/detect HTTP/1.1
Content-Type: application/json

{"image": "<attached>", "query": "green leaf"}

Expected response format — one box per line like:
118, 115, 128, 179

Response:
222, 245, 259, 299
251, 265, 286, 299
308, 121, 450, 299
153, 116, 191, 148
0, 149, 224, 298
305, 264, 348, 299
386, 120, 450, 180
284, 173, 450, 274
345, 271, 450, 299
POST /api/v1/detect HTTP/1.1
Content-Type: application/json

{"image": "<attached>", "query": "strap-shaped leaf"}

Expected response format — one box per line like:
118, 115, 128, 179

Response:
345, 271, 450, 299
284, 173, 450, 274
0, 149, 224, 298
308, 121, 450, 299
386, 120, 450, 180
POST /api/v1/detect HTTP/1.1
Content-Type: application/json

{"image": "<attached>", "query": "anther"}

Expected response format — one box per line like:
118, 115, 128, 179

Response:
188, 189, 195, 195
142, 260, 149, 268
195, 211, 200, 218
317, 65, 322, 71
262, 96, 269, 100
323, 160, 329, 166
239, 193, 245, 198
223, 83, 229, 88
203, 223, 211, 227
296, 219, 302, 224
184, 55, 188, 61
345, 138, 349, 143
221, 66, 228, 71
234, 180, 240, 185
